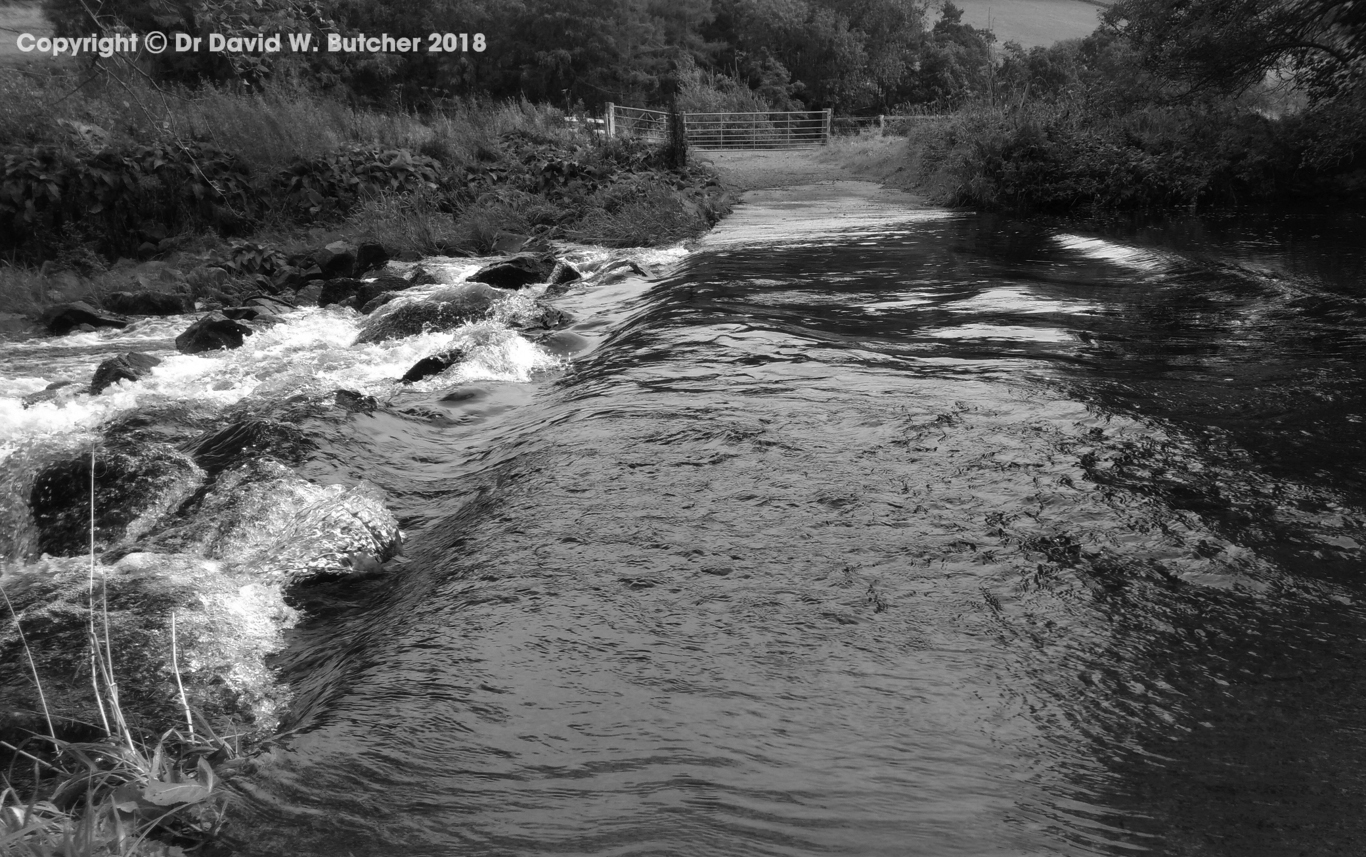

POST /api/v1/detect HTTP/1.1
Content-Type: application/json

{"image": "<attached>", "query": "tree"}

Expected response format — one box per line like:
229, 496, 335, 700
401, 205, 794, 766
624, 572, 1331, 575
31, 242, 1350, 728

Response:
1103, 0, 1366, 101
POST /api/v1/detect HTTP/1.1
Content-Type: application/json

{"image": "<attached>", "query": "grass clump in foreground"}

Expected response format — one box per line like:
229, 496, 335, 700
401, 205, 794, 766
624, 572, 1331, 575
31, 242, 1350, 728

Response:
1, 500, 236, 857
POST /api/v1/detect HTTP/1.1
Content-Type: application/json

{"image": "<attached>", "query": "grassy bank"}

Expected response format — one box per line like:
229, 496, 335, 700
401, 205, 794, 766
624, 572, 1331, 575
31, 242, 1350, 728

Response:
0, 68, 730, 316
899, 94, 1366, 214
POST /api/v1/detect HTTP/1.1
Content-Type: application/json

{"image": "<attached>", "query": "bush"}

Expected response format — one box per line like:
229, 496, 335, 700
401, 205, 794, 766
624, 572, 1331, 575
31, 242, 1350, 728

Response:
0, 143, 257, 262
906, 98, 1305, 212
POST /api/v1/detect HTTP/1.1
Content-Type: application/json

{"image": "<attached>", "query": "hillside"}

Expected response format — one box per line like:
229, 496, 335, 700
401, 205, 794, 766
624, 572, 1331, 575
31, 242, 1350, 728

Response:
943, 0, 1107, 48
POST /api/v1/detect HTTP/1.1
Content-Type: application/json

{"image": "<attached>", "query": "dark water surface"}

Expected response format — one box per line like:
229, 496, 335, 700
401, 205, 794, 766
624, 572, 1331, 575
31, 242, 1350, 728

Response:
219, 196, 1365, 855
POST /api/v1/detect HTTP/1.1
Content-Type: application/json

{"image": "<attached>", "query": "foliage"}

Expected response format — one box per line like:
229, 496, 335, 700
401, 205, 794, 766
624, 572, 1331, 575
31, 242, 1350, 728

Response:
901, 1, 997, 109
275, 146, 441, 221
1, 728, 229, 857
1103, 0, 1366, 103
43, 0, 327, 87
901, 93, 1363, 213
0, 143, 256, 263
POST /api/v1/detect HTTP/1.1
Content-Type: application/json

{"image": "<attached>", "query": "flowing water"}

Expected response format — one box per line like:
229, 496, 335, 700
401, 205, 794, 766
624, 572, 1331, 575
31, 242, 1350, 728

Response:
3, 184, 1365, 856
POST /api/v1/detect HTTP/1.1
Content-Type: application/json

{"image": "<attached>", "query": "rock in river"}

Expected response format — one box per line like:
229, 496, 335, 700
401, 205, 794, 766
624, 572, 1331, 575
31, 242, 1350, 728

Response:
29, 443, 205, 557
467, 252, 556, 289
40, 301, 130, 336
90, 351, 161, 395
101, 290, 192, 316
400, 348, 467, 383
355, 283, 511, 344
176, 311, 254, 353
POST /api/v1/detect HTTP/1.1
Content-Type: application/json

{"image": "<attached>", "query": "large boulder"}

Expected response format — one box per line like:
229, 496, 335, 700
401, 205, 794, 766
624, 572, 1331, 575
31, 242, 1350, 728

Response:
354, 283, 511, 344
0, 553, 295, 741
90, 351, 161, 395
29, 444, 205, 557
40, 301, 130, 336
101, 290, 192, 316
467, 253, 556, 290
175, 311, 253, 354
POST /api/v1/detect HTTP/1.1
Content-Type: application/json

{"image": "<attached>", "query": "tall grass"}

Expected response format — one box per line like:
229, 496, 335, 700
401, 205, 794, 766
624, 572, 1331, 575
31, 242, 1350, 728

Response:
1, 450, 231, 857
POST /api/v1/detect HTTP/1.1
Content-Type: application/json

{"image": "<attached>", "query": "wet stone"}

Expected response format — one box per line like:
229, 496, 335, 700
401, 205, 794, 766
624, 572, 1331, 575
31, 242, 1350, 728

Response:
186, 417, 314, 476
29, 444, 205, 557
101, 290, 192, 316
335, 389, 379, 413
467, 253, 556, 290
90, 351, 162, 395
21, 380, 77, 409
40, 301, 130, 336
400, 348, 467, 384
176, 311, 254, 354
354, 283, 511, 344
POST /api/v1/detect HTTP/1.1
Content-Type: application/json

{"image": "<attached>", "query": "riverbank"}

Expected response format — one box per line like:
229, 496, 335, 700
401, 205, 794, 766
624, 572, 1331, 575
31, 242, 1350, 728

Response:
0, 74, 731, 322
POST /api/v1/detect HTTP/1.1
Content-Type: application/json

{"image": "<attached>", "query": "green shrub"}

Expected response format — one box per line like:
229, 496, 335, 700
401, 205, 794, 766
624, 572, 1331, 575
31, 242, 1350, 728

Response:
0, 143, 256, 262
275, 145, 441, 222
907, 98, 1305, 213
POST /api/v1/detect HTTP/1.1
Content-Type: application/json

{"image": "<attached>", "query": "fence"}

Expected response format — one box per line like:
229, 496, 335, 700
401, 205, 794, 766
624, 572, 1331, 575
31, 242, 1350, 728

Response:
606, 104, 833, 150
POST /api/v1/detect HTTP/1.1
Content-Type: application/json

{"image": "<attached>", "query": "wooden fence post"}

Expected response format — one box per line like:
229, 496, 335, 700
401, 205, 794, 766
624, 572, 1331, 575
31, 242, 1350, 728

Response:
822, 108, 832, 144
605, 102, 615, 138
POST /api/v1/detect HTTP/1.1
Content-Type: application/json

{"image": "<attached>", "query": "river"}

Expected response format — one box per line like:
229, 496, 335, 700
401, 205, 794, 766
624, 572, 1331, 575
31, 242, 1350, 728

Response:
3, 183, 1365, 855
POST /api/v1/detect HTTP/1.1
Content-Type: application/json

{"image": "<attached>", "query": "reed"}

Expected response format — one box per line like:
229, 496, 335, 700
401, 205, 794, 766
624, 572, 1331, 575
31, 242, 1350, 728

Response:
0, 448, 230, 857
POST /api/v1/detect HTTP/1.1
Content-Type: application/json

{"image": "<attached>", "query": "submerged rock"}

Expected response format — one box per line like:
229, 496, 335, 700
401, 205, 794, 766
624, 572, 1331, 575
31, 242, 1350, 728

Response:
0, 553, 295, 741
354, 283, 511, 344
29, 445, 205, 557
40, 301, 130, 336
512, 303, 573, 333
21, 380, 77, 409
90, 351, 161, 395
176, 311, 253, 354
245, 480, 401, 585
334, 389, 378, 412
187, 417, 314, 476
138, 460, 401, 587
101, 290, 192, 316
400, 348, 467, 384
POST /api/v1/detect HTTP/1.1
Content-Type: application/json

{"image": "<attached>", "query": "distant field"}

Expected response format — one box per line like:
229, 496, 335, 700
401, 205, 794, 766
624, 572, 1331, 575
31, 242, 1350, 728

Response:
945, 0, 1107, 49
0, 1, 52, 64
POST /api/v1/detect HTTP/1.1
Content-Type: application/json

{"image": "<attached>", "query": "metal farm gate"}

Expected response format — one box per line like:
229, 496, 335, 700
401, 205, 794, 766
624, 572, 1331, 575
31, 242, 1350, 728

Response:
605, 104, 833, 150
